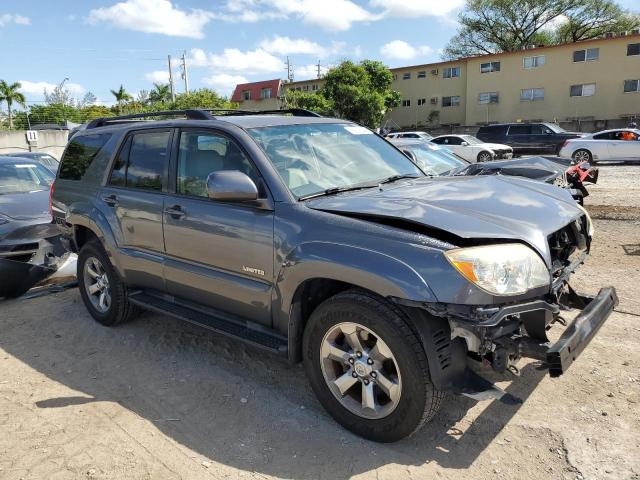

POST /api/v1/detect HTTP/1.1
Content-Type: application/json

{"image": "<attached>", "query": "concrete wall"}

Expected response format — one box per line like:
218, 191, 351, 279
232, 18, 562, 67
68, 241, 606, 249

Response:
0, 130, 69, 160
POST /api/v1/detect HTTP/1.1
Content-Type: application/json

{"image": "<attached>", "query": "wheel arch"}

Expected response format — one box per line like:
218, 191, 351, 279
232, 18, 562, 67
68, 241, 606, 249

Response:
66, 208, 123, 274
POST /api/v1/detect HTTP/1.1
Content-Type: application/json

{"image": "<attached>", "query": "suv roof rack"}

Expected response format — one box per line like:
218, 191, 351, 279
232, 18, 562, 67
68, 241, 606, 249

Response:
85, 108, 322, 130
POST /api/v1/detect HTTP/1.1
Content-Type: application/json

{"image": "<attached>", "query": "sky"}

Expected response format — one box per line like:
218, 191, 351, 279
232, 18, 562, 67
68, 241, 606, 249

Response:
0, 0, 638, 106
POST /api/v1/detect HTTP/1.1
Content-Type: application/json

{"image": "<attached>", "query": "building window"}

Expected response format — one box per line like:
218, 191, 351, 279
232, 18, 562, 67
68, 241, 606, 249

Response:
627, 43, 640, 56
443, 67, 460, 78
303, 85, 309, 91
402, 99, 411, 107
573, 48, 599, 62
312, 84, 319, 91
442, 96, 460, 107
417, 70, 426, 78
402, 72, 411, 80
624, 79, 640, 93
417, 98, 427, 106
520, 88, 545, 101
242, 90, 251, 100
261, 88, 272, 99
523, 55, 546, 69
478, 92, 499, 104
570, 83, 596, 97
480, 61, 500, 73
392, 73, 398, 81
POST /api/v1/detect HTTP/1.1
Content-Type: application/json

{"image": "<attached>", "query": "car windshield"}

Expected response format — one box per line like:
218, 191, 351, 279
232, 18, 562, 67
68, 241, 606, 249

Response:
248, 123, 423, 198
545, 123, 566, 133
0, 161, 54, 195
404, 144, 468, 175
460, 135, 483, 145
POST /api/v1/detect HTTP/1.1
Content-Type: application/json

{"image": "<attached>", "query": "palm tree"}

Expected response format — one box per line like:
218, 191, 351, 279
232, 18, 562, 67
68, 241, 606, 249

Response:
0, 80, 26, 129
149, 83, 171, 104
110, 85, 132, 113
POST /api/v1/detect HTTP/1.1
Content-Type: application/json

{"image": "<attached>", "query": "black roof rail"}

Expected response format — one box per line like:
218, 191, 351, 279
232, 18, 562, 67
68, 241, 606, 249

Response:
85, 107, 323, 130
86, 109, 214, 129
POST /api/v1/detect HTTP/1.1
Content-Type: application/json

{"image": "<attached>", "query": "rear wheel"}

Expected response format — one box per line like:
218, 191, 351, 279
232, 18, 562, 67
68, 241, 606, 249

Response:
572, 149, 593, 163
303, 290, 443, 442
78, 240, 139, 326
477, 151, 492, 162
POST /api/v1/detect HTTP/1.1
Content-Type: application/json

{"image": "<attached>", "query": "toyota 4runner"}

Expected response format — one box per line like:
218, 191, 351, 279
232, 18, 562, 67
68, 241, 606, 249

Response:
52, 109, 617, 442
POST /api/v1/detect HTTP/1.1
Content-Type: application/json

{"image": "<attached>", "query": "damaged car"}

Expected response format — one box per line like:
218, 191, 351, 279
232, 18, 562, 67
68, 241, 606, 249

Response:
52, 109, 617, 442
0, 157, 67, 298
392, 139, 598, 203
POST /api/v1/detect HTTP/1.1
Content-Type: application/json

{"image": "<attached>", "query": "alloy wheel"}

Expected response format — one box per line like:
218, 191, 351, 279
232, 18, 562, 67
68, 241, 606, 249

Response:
83, 256, 111, 313
573, 150, 591, 163
320, 322, 402, 419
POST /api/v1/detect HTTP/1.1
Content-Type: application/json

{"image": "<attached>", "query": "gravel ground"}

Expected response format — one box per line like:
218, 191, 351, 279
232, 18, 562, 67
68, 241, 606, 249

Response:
0, 166, 639, 480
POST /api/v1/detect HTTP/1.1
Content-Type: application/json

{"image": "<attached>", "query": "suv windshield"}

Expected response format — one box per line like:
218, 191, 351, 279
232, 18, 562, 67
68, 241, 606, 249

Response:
0, 161, 54, 195
404, 144, 468, 175
249, 123, 423, 198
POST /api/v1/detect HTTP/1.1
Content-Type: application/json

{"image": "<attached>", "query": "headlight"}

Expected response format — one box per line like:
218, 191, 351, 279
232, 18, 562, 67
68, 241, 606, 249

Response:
575, 204, 594, 237
445, 243, 550, 295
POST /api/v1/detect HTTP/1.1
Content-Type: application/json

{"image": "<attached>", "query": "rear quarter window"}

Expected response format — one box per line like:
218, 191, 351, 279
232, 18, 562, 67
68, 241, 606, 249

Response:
59, 133, 112, 181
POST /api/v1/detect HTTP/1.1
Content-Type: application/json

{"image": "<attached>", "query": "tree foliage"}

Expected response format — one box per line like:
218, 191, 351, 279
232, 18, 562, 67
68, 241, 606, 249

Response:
0, 80, 27, 129
321, 60, 400, 128
284, 89, 333, 116
444, 0, 640, 58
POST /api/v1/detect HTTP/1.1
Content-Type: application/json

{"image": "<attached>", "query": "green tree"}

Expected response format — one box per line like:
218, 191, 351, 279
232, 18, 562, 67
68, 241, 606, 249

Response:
321, 60, 400, 128
110, 85, 133, 113
169, 89, 234, 110
284, 89, 333, 115
0, 80, 27, 129
443, 0, 639, 58
555, 0, 640, 43
149, 83, 172, 104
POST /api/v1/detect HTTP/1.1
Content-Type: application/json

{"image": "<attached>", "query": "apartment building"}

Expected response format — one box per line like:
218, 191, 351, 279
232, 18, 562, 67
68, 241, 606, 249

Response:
232, 33, 640, 129
231, 79, 282, 110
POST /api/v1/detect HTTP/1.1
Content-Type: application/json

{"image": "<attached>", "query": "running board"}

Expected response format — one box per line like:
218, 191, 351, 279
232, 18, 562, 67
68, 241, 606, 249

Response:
128, 292, 288, 355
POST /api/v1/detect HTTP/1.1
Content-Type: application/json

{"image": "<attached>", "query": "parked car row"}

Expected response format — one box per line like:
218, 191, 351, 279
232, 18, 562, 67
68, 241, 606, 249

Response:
386, 124, 640, 162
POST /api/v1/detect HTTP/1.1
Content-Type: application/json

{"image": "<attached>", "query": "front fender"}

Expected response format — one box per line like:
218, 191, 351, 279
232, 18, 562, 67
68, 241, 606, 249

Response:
273, 241, 437, 335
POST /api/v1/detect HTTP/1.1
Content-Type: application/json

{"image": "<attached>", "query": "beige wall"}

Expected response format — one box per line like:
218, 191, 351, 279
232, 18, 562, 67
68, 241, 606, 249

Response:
0, 130, 69, 159
464, 36, 640, 125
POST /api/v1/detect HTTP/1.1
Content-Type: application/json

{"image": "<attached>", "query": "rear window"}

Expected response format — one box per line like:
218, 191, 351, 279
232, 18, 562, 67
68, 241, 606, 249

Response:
507, 125, 532, 135
59, 134, 111, 181
478, 125, 507, 135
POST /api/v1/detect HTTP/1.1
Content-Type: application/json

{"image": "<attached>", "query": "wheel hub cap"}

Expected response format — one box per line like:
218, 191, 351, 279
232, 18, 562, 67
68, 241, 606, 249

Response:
83, 257, 111, 313
320, 322, 402, 420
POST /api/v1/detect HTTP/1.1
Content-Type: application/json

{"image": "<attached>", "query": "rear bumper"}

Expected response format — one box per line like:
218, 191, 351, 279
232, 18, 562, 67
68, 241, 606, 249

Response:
546, 287, 618, 377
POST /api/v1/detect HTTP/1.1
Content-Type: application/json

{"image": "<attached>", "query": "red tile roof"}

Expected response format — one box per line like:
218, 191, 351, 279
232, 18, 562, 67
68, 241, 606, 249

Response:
231, 79, 281, 102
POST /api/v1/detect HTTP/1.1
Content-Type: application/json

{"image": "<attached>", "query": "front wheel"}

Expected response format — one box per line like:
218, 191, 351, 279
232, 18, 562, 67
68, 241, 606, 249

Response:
303, 291, 443, 442
572, 149, 593, 163
477, 151, 492, 162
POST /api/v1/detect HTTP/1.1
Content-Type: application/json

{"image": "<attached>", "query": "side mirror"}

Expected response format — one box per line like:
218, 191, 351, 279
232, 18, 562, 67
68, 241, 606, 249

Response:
461, 141, 469, 146
206, 171, 258, 202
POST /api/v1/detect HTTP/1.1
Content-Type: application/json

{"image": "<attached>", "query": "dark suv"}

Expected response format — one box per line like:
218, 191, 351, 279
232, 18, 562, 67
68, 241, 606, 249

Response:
52, 109, 617, 442
477, 123, 582, 155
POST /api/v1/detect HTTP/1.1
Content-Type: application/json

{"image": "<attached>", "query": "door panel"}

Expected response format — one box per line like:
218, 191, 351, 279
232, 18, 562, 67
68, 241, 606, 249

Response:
162, 128, 274, 326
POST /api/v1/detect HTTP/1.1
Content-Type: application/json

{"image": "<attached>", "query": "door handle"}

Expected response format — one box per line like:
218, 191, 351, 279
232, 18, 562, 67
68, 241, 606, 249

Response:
165, 205, 186, 219
103, 194, 118, 207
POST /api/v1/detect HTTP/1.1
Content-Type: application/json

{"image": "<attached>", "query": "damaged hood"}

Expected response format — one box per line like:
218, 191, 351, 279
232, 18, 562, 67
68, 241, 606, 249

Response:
457, 156, 567, 183
0, 189, 51, 220
306, 175, 583, 264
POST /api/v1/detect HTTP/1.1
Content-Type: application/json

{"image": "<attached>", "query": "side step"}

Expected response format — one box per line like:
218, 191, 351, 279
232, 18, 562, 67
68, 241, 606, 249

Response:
128, 292, 288, 355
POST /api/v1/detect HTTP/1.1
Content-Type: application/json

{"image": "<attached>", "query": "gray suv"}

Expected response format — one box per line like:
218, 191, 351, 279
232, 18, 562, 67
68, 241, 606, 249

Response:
52, 109, 617, 442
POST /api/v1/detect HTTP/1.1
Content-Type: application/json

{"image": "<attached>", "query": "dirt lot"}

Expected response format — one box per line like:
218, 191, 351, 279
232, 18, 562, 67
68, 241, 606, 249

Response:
1, 166, 639, 480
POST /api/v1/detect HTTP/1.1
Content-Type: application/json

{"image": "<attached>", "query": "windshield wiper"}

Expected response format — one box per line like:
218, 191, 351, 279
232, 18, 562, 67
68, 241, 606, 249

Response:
299, 183, 378, 201
378, 173, 421, 185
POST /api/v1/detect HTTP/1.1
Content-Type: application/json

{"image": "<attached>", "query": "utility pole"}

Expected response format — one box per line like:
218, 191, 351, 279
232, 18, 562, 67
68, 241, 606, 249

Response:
168, 55, 176, 102
286, 56, 294, 82
317, 60, 321, 79
181, 51, 190, 95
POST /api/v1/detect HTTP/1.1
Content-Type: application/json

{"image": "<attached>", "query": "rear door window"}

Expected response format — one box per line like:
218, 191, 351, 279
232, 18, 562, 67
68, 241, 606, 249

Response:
507, 125, 532, 135
108, 130, 171, 191
59, 133, 111, 180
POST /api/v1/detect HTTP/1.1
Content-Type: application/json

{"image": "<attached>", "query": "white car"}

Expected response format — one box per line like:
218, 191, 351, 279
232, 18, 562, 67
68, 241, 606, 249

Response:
430, 134, 513, 162
558, 129, 640, 163
386, 131, 433, 141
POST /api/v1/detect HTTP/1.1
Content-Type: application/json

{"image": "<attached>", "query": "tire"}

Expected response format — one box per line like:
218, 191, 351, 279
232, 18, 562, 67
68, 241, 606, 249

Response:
572, 149, 593, 164
477, 151, 492, 162
303, 290, 443, 442
77, 239, 139, 326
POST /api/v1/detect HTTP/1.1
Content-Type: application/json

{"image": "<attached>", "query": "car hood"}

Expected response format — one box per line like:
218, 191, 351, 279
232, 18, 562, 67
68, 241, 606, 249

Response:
306, 175, 582, 265
0, 189, 51, 220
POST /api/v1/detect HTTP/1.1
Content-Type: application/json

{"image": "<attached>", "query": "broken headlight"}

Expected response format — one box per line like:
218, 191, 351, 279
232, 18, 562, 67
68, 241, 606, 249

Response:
445, 243, 550, 295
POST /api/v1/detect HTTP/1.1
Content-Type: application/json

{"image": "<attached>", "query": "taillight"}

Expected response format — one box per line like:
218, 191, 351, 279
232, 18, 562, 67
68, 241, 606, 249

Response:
49, 181, 55, 217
